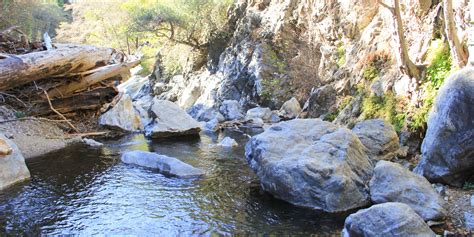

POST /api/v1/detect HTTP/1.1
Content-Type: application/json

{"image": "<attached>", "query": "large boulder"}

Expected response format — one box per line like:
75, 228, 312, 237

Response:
121, 150, 204, 178
0, 134, 30, 190
370, 161, 446, 221
219, 100, 244, 120
279, 97, 301, 119
352, 119, 400, 161
414, 68, 474, 187
342, 202, 436, 237
245, 119, 373, 212
145, 99, 201, 138
99, 94, 142, 132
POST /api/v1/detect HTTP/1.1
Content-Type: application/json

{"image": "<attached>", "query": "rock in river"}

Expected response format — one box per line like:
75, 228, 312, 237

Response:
0, 134, 30, 190
246, 107, 272, 121
370, 161, 446, 221
414, 68, 474, 187
245, 119, 373, 212
342, 202, 436, 237
219, 100, 244, 121
352, 119, 400, 161
219, 137, 238, 147
121, 150, 204, 178
99, 93, 142, 132
145, 99, 201, 138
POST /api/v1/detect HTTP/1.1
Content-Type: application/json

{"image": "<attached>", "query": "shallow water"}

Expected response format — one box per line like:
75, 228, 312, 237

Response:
0, 129, 346, 235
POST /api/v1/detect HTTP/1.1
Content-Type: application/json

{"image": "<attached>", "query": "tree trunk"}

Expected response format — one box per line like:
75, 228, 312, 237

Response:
444, 0, 468, 68
0, 44, 118, 91
47, 60, 141, 98
31, 87, 118, 116
393, 0, 422, 80
379, 0, 422, 80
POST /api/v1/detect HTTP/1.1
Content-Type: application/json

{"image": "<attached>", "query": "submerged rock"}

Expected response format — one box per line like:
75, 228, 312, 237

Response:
0, 134, 30, 190
279, 97, 301, 119
121, 150, 204, 178
245, 119, 373, 212
352, 119, 400, 161
342, 202, 436, 237
145, 99, 201, 138
370, 161, 446, 221
219, 137, 238, 147
99, 94, 142, 132
414, 68, 474, 187
219, 100, 244, 121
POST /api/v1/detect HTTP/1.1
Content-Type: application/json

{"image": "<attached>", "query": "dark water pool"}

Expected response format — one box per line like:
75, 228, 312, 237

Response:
0, 129, 346, 235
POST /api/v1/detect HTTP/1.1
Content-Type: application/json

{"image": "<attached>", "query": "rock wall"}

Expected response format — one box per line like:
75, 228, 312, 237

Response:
152, 0, 471, 125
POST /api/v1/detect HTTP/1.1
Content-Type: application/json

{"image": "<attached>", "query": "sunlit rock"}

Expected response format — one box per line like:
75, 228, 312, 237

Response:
145, 99, 201, 138
99, 93, 142, 132
0, 134, 30, 190
352, 119, 400, 161
245, 119, 373, 212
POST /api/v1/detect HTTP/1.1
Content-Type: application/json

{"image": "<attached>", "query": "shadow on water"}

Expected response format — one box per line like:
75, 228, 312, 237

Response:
0, 129, 347, 235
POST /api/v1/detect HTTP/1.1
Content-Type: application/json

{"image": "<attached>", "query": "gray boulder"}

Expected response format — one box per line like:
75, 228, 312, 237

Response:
352, 119, 400, 161
246, 107, 272, 121
99, 94, 142, 132
343, 202, 436, 237
370, 161, 446, 221
219, 100, 244, 120
145, 99, 201, 138
121, 150, 204, 178
279, 97, 301, 119
306, 85, 336, 118
414, 68, 474, 187
0, 134, 30, 190
245, 119, 373, 212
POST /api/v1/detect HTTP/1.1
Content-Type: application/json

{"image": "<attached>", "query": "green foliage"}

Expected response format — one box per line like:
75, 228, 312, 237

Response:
336, 43, 346, 67
325, 96, 353, 122
463, 182, 474, 190
0, 0, 67, 40
260, 45, 287, 104
408, 39, 454, 132
362, 64, 379, 81
360, 91, 405, 132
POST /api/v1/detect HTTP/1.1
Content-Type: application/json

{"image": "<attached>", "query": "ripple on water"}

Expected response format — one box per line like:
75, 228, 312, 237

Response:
0, 131, 347, 235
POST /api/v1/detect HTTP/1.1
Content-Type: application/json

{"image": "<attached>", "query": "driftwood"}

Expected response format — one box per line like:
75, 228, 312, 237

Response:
0, 44, 119, 90
47, 59, 140, 98
32, 87, 118, 116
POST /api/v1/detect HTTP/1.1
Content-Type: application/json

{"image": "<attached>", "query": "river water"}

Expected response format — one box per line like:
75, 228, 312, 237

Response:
0, 129, 346, 235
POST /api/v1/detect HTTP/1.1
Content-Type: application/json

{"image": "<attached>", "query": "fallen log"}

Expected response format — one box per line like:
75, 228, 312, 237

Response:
31, 87, 118, 116
47, 59, 141, 98
0, 44, 120, 90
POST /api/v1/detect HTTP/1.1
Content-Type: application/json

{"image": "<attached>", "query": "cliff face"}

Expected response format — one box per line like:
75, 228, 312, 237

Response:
153, 0, 470, 132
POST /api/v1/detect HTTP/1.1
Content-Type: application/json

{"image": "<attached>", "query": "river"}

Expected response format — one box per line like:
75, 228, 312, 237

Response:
0, 129, 346, 235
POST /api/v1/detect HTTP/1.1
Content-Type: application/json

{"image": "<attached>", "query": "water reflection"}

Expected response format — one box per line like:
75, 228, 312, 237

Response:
0, 130, 345, 235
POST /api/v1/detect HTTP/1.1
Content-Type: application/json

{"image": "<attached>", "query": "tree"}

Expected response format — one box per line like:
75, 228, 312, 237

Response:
443, 0, 468, 68
378, 0, 422, 80
127, 0, 232, 69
